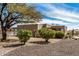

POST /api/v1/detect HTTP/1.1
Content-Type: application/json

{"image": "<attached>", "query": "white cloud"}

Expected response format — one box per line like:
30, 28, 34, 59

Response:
65, 23, 79, 30
39, 19, 69, 25
33, 3, 79, 30
39, 19, 79, 30
41, 4, 79, 23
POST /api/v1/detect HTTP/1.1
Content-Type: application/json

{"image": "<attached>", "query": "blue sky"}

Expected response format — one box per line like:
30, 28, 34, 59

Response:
28, 3, 79, 30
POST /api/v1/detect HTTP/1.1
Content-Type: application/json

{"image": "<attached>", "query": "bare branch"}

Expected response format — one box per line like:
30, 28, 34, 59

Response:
0, 3, 7, 21
7, 22, 17, 29
3, 12, 11, 23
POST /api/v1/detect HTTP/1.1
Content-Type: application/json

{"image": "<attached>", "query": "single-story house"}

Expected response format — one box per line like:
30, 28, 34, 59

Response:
0, 23, 67, 37
17, 23, 47, 37
16, 23, 67, 37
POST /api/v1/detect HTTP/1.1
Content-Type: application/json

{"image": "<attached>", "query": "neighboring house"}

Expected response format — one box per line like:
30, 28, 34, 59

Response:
50, 25, 67, 33
50, 25, 67, 35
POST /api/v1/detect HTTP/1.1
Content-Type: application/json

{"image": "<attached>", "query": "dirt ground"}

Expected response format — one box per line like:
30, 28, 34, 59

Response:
4, 39, 79, 56
3, 38, 79, 56
0, 37, 61, 56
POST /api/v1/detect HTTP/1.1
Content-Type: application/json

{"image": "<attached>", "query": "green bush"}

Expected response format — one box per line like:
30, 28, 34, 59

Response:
39, 28, 55, 42
17, 29, 32, 45
55, 31, 65, 39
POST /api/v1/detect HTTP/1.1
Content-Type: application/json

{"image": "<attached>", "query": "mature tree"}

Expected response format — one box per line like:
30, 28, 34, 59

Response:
0, 3, 43, 41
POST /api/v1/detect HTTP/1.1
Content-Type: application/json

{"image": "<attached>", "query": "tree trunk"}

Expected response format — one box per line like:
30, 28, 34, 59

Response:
1, 29, 7, 41
21, 42, 26, 45
45, 39, 49, 43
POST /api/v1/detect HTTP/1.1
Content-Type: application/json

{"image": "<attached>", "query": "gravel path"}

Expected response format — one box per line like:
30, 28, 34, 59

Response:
4, 39, 79, 56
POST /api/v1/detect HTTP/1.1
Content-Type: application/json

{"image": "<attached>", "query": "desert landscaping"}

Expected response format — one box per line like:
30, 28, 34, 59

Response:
0, 3, 79, 56
0, 37, 79, 56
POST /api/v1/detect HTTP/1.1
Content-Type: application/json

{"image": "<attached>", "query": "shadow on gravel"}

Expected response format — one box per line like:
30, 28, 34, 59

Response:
3, 44, 24, 48
29, 41, 49, 45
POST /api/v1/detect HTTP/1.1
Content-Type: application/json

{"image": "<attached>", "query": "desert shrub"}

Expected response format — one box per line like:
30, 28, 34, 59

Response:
55, 31, 65, 39
39, 28, 55, 42
17, 29, 32, 45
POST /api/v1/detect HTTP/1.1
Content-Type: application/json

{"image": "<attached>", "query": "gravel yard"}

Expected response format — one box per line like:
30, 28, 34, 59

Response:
4, 39, 79, 56
0, 37, 61, 56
